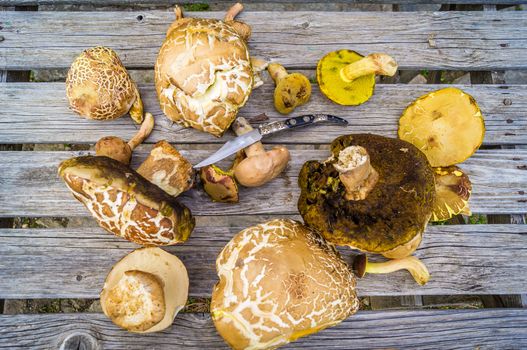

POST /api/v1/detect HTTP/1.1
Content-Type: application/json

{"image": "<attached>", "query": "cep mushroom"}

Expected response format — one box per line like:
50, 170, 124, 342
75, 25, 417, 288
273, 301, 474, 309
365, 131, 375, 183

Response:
353, 254, 430, 286
66, 46, 144, 123
298, 134, 435, 260
101, 247, 188, 333
211, 219, 359, 350
267, 63, 311, 114
200, 165, 239, 203
231, 117, 290, 187
431, 166, 472, 222
317, 50, 397, 105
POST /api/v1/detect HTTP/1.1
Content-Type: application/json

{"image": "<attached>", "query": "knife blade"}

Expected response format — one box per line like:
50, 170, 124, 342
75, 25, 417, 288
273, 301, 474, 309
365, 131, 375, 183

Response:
193, 114, 348, 169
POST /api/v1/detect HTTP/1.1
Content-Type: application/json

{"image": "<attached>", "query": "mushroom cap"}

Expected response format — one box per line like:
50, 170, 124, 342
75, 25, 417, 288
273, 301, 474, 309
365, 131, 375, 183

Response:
234, 146, 290, 187
274, 73, 312, 114
200, 165, 239, 203
211, 219, 359, 350
298, 134, 435, 255
66, 46, 142, 123
58, 155, 194, 246
101, 247, 188, 333
431, 166, 472, 222
155, 17, 253, 137
316, 50, 375, 106
398, 87, 485, 167
95, 136, 132, 164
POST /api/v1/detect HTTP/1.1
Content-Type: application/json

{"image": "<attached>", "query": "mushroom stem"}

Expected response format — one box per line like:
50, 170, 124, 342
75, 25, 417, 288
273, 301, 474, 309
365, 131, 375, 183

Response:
174, 6, 183, 20
231, 117, 266, 157
268, 63, 289, 83
128, 113, 155, 151
333, 146, 379, 201
353, 254, 430, 286
340, 53, 397, 82
224, 2, 244, 21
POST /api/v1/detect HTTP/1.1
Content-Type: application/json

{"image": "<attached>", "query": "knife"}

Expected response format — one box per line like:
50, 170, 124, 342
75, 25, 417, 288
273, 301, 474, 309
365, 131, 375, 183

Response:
193, 114, 348, 169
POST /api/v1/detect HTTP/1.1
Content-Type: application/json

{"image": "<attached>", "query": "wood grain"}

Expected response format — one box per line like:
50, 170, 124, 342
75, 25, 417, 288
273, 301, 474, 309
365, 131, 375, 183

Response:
1, 11, 526, 70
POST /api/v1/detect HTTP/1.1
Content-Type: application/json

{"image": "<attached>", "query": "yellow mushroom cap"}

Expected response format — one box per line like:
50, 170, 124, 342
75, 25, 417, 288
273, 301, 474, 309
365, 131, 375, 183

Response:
274, 73, 312, 114
431, 166, 472, 222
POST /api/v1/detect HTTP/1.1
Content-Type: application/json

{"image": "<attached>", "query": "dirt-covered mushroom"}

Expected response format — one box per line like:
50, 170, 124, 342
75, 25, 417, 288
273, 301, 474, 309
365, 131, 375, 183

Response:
95, 113, 155, 164
101, 247, 188, 333
398, 87, 485, 167
211, 219, 359, 350
353, 254, 430, 286
200, 165, 239, 203
432, 166, 472, 221
155, 3, 260, 137
298, 134, 435, 259
58, 156, 194, 246
231, 117, 290, 187
137, 140, 194, 197
267, 63, 311, 114
66, 46, 144, 123
317, 50, 397, 105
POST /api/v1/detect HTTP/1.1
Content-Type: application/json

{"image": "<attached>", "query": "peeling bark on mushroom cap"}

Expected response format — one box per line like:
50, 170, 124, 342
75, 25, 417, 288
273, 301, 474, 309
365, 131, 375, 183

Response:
66, 46, 144, 123
58, 156, 195, 246
298, 134, 435, 258
211, 219, 359, 350
431, 166, 472, 222
154, 4, 254, 137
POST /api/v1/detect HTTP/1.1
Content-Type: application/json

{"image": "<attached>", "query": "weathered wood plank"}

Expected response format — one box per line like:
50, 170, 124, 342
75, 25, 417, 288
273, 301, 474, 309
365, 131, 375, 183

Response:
0, 148, 525, 217
1, 309, 526, 349
0, 223, 526, 298
1, 11, 526, 70
0, 83, 525, 145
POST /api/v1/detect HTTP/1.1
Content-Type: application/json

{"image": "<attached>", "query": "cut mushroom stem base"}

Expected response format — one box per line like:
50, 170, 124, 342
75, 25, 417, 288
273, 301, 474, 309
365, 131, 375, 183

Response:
333, 146, 379, 201
340, 53, 397, 82
353, 254, 430, 286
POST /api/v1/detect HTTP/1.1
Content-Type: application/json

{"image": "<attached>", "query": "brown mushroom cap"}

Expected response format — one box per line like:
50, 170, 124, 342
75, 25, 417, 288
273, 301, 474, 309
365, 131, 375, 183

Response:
211, 219, 359, 350
95, 136, 132, 164
200, 165, 239, 203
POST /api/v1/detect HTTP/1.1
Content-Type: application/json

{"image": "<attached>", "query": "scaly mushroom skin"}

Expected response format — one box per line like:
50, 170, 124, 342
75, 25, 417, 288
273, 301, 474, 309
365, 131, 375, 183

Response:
268, 63, 311, 114
59, 156, 194, 246
232, 117, 290, 187
211, 219, 359, 350
155, 3, 255, 137
66, 46, 144, 123
353, 254, 430, 286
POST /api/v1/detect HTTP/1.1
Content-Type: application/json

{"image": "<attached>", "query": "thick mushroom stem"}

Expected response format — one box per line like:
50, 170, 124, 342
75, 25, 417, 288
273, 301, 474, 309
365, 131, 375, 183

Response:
224, 3, 251, 41
340, 53, 397, 83
268, 63, 289, 83
353, 254, 430, 286
333, 146, 379, 201
174, 6, 183, 20
128, 113, 155, 151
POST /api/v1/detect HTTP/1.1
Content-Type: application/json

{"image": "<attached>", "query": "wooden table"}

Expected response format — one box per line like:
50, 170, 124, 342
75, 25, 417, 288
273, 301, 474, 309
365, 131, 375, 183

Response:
0, 1, 526, 348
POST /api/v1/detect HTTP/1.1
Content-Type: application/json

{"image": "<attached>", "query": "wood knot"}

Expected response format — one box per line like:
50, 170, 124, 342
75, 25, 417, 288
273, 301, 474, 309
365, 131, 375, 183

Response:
0, 36, 4, 42
503, 98, 512, 106
60, 332, 100, 350
301, 22, 310, 29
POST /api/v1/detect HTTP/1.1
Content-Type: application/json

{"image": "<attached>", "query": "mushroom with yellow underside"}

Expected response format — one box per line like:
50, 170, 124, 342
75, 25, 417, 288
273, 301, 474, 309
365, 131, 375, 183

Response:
268, 63, 311, 114
431, 166, 472, 222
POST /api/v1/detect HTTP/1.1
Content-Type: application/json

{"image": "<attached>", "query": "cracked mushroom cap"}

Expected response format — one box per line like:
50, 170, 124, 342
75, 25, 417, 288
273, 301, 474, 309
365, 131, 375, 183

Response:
298, 134, 435, 258
155, 14, 253, 137
58, 155, 194, 246
211, 219, 359, 350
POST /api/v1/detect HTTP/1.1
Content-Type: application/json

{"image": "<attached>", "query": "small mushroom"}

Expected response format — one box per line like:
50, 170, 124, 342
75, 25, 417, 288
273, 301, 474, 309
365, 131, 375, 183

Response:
200, 165, 239, 203
431, 166, 472, 222
231, 117, 290, 187
353, 254, 430, 286
317, 50, 397, 105
267, 63, 311, 114
95, 113, 154, 164
101, 247, 188, 333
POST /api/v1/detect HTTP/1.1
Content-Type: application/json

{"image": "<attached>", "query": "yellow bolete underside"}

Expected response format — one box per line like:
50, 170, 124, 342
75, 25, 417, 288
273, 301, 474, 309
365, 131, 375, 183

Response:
432, 166, 472, 222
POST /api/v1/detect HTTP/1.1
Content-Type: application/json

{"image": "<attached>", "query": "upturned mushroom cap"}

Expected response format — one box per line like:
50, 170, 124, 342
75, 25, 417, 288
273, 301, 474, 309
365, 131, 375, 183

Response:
101, 247, 188, 333
298, 134, 435, 257
66, 46, 143, 123
211, 219, 359, 350
58, 155, 194, 246
154, 5, 253, 137
431, 166, 472, 221
200, 165, 239, 203
268, 63, 311, 114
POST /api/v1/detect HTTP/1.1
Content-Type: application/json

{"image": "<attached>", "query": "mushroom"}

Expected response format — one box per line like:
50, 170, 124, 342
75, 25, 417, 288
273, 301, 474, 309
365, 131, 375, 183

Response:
267, 63, 311, 114
353, 254, 430, 286
155, 3, 260, 137
398, 87, 485, 167
101, 247, 188, 333
211, 219, 359, 350
136, 140, 194, 197
298, 134, 435, 259
317, 50, 397, 105
66, 46, 144, 124
95, 113, 155, 164
200, 165, 239, 203
431, 166, 472, 222
231, 117, 290, 187
58, 156, 194, 246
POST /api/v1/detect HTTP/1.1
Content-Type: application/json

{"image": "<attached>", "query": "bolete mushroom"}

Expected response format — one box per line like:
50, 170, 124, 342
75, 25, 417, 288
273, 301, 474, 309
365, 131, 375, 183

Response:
431, 166, 472, 222
136, 140, 194, 197
231, 117, 290, 187
66, 46, 144, 123
155, 3, 260, 137
398, 87, 485, 167
95, 112, 155, 164
200, 165, 239, 203
317, 50, 397, 105
353, 254, 430, 286
298, 134, 435, 259
267, 63, 311, 114
101, 247, 188, 333
211, 219, 359, 350
58, 156, 194, 246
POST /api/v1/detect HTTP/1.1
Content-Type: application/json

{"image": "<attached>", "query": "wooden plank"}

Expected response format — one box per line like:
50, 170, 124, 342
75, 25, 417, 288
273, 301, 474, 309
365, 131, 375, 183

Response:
0, 309, 526, 349
1, 11, 526, 70
0, 148, 525, 217
0, 223, 526, 298
0, 83, 525, 145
